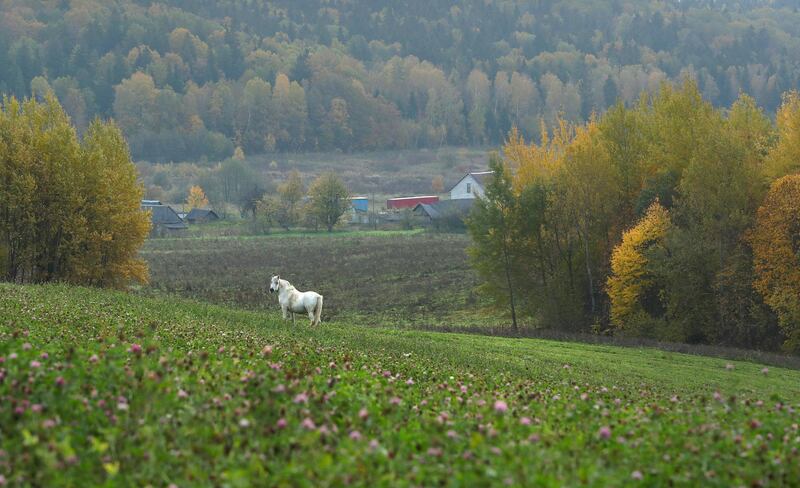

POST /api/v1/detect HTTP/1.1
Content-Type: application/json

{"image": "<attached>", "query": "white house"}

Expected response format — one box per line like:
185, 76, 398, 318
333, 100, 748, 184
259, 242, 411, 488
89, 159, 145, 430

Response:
449, 171, 493, 200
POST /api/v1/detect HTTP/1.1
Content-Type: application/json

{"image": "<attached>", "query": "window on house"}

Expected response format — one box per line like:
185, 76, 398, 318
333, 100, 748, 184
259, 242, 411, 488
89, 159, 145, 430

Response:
466, 183, 472, 194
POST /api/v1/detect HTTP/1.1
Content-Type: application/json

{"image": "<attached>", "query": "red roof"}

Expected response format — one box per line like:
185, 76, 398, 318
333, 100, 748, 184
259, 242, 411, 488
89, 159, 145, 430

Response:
386, 195, 439, 209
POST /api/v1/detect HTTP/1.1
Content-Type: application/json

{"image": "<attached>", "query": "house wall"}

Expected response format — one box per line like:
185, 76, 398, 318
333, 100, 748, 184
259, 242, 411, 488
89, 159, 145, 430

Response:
450, 175, 484, 200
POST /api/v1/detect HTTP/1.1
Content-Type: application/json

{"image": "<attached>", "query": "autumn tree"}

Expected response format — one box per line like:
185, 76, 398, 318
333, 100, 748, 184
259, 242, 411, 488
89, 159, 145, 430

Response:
607, 202, 672, 336
275, 170, 304, 230
254, 194, 279, 234
502, 125, 585, 330
319, 97, 353, 149
307, 172, 350, 232
0, 95, 149, 287
560, 118, 619, 317
72, 119, 151, 287
750, 175, 800, 352
598, 101, 649, 222
186, 185, 209, 209
465, 69, 490, 144
509, 72, 540, 136
540, 73, 580, 126
763, 91, 800, 180
271, 73, 308, 150
727, 94, 775, 171
663, 92, 765, 344
113, 72, 158, 135
217, 158, 258, 208
240, 77, 273, 152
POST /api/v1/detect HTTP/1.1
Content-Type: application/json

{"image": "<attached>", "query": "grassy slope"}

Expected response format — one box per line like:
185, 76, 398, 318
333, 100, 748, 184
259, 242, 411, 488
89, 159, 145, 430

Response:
1, 284, 798, 486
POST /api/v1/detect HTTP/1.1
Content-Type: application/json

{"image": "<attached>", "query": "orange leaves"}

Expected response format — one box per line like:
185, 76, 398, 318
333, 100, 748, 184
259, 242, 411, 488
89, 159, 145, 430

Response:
187, 185, 209, 210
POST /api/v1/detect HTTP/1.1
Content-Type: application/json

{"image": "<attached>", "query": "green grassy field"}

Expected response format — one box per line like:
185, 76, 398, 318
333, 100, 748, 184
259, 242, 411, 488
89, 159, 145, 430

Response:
2, 283, 798, 486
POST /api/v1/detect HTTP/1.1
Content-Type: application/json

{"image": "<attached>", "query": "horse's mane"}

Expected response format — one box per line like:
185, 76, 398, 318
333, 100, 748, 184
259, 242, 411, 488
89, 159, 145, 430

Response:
280, 279, 296, 291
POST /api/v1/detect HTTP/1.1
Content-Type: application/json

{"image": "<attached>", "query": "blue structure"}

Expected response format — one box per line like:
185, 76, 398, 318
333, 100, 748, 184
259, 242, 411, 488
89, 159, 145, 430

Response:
351, 197, 369, 212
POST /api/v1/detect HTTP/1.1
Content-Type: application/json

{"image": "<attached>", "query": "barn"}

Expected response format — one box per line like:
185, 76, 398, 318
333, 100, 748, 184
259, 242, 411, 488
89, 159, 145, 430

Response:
386, 195, 439, 210
186, 208, 220, 224
141, 201, 188, 237
413, 199, 475, 230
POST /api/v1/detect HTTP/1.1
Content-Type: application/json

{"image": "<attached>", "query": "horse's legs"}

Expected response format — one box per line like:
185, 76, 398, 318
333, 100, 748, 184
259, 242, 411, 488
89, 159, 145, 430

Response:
292, 312, 295, 326
308, 310, 315, 326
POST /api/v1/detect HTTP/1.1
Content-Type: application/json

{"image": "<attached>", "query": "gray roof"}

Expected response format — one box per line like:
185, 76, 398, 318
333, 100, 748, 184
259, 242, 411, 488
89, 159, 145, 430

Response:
448, 170, 494, 193
186, 208, 219, 220
468, 171, 494, 186
143, 204, 187, 228
414, 199, 475, 219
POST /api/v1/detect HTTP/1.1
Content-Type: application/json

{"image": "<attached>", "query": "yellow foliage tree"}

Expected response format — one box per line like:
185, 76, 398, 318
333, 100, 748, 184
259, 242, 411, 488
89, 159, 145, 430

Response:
506, 122, 571, 192
561, 117, 619, 314
0, 94, 150, 287
186, 185, 209, 210
607, 201, 671, 330
763, 91, 800, 181
73, 120, 151, 286
750, 175, 800, 351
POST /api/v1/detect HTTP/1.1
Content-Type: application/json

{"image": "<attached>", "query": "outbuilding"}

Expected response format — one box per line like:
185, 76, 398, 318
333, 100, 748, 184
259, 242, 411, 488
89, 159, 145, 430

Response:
186, 208, 220, 224
386, 195, 439, 210
351, 196, 369, 212
141, 201, 188, 236
413, 199, 475, 229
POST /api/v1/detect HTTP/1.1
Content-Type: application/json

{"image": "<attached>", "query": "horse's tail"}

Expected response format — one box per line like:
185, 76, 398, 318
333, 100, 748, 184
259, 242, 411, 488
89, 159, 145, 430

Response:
314, 294, 324, 325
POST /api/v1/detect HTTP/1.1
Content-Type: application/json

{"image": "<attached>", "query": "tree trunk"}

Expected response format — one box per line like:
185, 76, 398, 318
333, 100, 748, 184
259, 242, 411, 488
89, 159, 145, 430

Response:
502, 242, 518, 332
579, 222, 596, 315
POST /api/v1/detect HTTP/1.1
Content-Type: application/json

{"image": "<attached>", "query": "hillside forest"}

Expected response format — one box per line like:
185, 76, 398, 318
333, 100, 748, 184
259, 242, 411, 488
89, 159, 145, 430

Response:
2, 1, 800, 161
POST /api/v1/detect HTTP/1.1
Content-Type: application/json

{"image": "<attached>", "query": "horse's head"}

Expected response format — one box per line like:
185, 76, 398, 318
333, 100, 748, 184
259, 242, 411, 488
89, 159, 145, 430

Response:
269, 275, 281, 293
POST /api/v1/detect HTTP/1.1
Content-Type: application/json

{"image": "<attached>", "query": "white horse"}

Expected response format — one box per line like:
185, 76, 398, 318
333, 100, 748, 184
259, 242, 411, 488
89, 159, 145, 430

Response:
269, 275, 324, 326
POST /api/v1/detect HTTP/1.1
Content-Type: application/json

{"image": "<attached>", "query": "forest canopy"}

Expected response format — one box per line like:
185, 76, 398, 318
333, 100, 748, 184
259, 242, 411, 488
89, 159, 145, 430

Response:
2, 1, 800, 160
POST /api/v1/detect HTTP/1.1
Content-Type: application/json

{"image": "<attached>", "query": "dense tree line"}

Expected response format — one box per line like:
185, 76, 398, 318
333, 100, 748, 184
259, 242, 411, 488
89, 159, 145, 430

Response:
2, 1, 800, 160
469, 81, 800, 353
